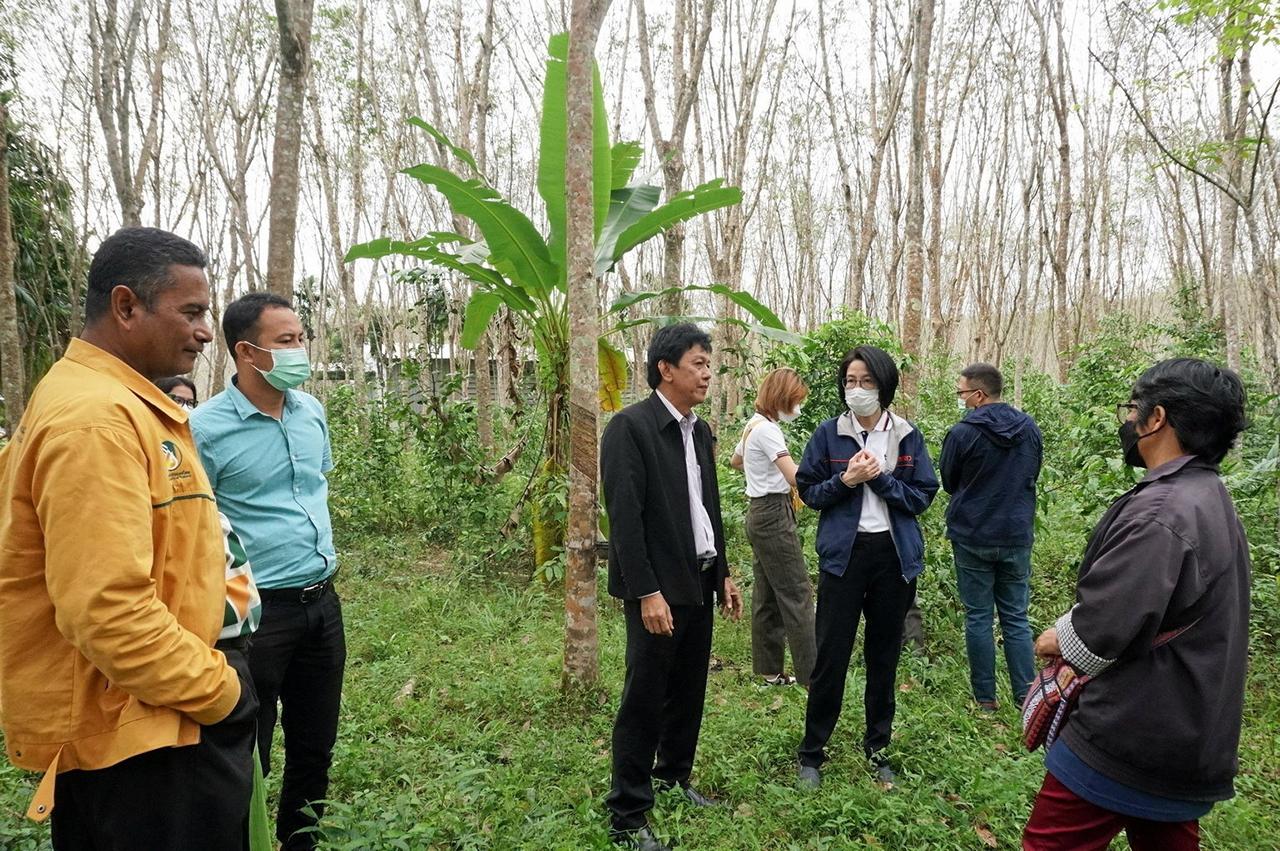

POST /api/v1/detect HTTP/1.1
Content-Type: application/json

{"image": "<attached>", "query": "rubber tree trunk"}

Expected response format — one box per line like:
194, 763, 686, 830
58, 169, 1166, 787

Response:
901, 0, 934, 406
265, 0, 316, 299
0, 101, 25, 429
562, 0, 612, 692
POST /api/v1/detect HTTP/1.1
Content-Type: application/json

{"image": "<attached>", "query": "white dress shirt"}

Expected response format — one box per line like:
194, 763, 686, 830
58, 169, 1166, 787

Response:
852, 411, 892, 533
656, 390, 718, 559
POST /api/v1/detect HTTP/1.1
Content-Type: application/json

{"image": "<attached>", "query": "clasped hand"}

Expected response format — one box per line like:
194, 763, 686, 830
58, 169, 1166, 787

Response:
841, 448, 881, 486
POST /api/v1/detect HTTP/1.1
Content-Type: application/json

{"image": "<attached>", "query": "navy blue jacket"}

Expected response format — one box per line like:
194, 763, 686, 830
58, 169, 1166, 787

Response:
796, 412, 938, 581
939, 402, 1042, 548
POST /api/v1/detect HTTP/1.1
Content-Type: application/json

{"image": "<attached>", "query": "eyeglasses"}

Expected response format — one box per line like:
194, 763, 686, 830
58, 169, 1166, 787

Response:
844, 377, 878, 390
1115, 402, 1138, 424
168, 394, 197, 410
955, 388, 981, 399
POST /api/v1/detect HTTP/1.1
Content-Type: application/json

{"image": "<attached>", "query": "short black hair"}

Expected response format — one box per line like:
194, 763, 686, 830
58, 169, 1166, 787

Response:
838, 345, 899, 409
85, 227, 207, 322
154, 376, 197, 403
1131, 358, 1247, 464
961, 362, 1003, 398
222, 291, 294, 352
646, 322, 712, 389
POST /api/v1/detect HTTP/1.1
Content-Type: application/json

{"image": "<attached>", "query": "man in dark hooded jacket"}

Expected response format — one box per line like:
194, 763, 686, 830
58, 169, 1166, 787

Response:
941, 362, 1042, 710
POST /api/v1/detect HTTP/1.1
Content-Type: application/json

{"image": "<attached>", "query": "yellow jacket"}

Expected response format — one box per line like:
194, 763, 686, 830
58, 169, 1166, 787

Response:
0, 339, 239, 816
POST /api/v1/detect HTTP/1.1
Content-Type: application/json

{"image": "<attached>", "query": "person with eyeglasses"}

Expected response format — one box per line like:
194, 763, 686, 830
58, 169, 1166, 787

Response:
794, 345, 938, 790
1023, 359, 1250, 850
156, 375, 198, 409
939, 363, 1042, 714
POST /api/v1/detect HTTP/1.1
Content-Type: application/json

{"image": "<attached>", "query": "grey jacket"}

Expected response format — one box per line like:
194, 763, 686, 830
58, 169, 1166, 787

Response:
1056, 455, 1251, 801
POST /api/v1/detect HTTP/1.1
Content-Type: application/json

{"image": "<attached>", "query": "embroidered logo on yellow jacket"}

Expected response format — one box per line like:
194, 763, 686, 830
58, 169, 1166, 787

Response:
0, 339, 240, 818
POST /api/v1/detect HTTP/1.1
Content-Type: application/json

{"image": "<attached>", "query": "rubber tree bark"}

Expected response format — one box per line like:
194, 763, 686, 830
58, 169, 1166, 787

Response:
0, 100, 26, 429
563, 0, 613, 692
265, 0, 316, 299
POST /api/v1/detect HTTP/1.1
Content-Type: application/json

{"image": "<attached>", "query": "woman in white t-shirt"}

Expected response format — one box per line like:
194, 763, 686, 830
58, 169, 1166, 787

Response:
731, 368, 817, 687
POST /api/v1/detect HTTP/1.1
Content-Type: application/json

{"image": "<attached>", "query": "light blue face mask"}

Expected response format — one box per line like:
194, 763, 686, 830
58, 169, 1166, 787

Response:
247, 343, 311, 391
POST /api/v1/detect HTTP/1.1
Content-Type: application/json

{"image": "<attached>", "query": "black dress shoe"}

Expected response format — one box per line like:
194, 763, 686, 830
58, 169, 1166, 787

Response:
679, 784, 720, 808
655, 779, 720, 808
612, 826, 671, 850
797, 763, 821, 789
867, 751, 898, 787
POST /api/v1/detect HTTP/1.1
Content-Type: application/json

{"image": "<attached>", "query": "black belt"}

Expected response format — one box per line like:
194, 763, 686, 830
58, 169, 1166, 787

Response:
697, 556, 717, 573
215, 635, 251, 653
259, 574, 336, 604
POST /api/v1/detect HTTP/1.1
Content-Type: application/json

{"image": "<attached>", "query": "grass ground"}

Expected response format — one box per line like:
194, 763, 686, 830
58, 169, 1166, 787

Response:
3, 530, 1279, 849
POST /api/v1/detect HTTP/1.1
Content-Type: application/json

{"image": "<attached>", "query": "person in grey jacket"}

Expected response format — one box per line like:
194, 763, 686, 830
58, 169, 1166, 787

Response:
1023, 358, 1250, 851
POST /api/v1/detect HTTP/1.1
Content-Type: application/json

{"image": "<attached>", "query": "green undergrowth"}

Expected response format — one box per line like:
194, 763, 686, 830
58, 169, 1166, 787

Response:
2, 528, 1278, 848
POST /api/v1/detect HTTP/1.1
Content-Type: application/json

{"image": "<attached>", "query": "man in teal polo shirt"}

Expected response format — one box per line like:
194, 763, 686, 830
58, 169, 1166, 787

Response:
191, 292, 343, 851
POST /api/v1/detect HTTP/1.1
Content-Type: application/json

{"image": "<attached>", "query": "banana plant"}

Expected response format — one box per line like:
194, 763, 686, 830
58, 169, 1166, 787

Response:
347, 32, 793, 569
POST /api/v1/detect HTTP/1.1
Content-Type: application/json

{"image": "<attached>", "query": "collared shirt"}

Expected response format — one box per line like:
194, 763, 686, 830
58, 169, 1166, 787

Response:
0, 338, 239, 778
734, 413, 792, 497
851, 410, 892, 533
655, 389, 717, 558
191, 378, 336, 590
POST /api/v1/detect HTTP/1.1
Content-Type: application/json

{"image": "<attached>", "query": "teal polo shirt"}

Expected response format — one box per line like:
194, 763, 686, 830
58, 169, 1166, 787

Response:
191, 379, 337, 589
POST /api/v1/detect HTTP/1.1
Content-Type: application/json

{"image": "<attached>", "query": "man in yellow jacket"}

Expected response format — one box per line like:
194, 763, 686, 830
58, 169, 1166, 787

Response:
0, 227, 256, 849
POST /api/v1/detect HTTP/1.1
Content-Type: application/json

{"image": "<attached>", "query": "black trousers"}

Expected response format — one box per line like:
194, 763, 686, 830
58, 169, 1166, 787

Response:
50, 646, 258, 851
799, 531, 916, 767
606, 571, 715, 833
252, 583, 347, 850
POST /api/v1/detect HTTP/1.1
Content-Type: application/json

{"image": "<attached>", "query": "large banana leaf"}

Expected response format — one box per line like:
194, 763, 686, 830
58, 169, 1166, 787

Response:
345, 236, 504, 288
402, 163, 558, 297
461, 292, 506, 348
538, 32, 612, 287
537, 34, 569, 274
594, 185, 662, 276
608, 284, 789, 330
610, 141, 643, 190
589, 61, 611, 238
344, 232, 458, 261
597, 337, 629, 413
346, 236, 537, 315
604, 180, 743, 271
407, 116, 479, 176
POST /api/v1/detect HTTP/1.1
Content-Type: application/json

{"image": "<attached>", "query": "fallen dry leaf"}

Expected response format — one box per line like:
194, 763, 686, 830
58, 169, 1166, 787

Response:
975, 823, 998, 848
393, 677, 417, 707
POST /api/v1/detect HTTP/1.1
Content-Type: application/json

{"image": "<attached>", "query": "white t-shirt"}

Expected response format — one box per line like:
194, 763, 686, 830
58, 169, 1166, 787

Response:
734, 413, 792, 498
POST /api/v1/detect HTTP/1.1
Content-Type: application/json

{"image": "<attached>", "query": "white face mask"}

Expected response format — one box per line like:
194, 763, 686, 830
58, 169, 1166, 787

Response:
779, 405, 802, 423
845, 387, 880, 417
957, 397, 969, 412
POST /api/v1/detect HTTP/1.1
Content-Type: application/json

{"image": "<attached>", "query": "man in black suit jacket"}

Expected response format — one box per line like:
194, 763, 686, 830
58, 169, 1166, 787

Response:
601, 323, 743, 851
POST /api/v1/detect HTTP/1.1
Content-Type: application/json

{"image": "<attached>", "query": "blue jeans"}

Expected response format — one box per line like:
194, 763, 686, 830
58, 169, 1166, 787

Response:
953, 541, 1036, 704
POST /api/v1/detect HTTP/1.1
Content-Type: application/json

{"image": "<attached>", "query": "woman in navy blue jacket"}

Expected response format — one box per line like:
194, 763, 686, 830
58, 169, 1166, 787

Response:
795, 345, 938, 789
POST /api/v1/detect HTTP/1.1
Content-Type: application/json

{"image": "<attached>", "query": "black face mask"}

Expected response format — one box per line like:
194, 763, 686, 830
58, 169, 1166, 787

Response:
1118, 419, 1163, 468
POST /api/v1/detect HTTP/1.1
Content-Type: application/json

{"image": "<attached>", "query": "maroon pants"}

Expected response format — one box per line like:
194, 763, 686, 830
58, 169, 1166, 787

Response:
1023, 773, 1200, 851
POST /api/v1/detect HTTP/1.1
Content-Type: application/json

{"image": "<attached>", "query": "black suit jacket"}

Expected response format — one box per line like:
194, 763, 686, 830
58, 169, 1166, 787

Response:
601, 392, 729, 606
